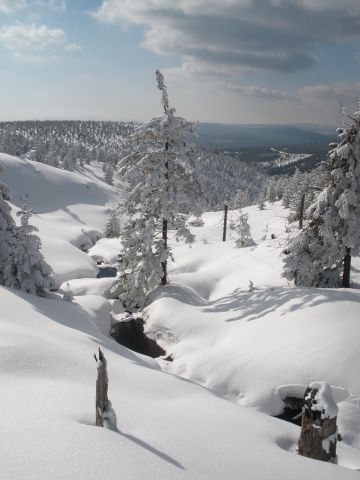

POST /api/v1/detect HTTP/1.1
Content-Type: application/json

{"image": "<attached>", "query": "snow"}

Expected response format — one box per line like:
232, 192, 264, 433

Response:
88, 237, 122, 264
1, 154, 360, 479
308, 381, 339, 419
0, 153, 120, 285
1, 286, 359, 479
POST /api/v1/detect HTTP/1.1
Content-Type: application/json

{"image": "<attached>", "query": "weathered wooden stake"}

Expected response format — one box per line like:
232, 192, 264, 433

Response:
223, 204, 228, 242
298, 382, 338, 462
94, 348, 116, 429
342, 247, 351, 288
298, 193, 305, 230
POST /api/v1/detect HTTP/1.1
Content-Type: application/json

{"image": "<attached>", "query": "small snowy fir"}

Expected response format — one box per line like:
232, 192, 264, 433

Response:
0, 165, 17, 286
233, 210, 253, 248
104, 207, 120, 238
6, 196, 53, 296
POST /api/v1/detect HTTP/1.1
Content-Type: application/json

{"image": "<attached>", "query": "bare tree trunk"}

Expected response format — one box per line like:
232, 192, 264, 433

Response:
223, 204, 228, 242
161, 218, 168, 285
298, 385, 338, 462
94, 348, 116, 429
161, 143, 169, 286
342, 248, 351, 288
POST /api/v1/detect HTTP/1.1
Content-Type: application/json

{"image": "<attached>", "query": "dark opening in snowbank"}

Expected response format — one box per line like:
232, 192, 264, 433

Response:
110, 317, 166, 359
274, 396, 304, 426
97, 266, 117, 278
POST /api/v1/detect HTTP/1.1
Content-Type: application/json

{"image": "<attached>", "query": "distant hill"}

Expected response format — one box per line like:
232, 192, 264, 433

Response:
197, 123, 337, 150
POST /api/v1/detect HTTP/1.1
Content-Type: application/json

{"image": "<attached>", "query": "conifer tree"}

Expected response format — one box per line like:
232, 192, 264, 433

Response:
117, 70, 201, 308
0, 165, 16, 286
104, 163, 114, 186
6, 197, 53, 296
234, 210, 253, 248
104, 207, 120, 238
283, 109, 360, 288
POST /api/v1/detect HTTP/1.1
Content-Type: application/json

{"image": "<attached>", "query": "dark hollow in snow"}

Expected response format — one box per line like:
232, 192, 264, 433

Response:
274, 396, 304, 426
97, 266, 117, 278
111, 318, 166, 358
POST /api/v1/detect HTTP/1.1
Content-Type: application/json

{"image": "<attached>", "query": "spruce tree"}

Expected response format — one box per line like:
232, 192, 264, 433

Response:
0, 165, 16, 286
283, 109, 360, 288
6, 197, 53, 296
234, 210, 253, 248
104, 207, 120, 238
117, 70, 201, 308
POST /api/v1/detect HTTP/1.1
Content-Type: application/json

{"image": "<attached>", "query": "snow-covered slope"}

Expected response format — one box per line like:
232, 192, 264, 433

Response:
1, 155, 360, 478
144, 204, 360, 456
1, 286, 359, 479
0, 154, 122, 285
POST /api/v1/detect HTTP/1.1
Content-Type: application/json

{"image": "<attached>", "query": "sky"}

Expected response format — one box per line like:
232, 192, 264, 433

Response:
0, 0, 359, 125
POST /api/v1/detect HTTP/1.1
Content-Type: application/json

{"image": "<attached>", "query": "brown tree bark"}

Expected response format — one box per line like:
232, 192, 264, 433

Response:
298, 385, 337, 462
94, 348, 116, 429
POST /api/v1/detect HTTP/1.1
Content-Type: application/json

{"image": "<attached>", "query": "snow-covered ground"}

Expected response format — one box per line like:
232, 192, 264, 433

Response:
0, 154, 122, 285
1, 153, 360, 479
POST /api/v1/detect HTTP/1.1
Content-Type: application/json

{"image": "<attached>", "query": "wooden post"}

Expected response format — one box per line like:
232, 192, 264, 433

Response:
298, 193, 305, 230
298, 383, 338, 462
342, 247, 351, 288
223, 204, 228, 242
94, 348, 116, 429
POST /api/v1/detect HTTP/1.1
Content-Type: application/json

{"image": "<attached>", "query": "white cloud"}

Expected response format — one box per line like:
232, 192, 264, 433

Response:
0, 0, 26, 14
0, 22, 81, 60
298, 82, 360, 102
91, 0, 360, 75
0, 23, 66, 50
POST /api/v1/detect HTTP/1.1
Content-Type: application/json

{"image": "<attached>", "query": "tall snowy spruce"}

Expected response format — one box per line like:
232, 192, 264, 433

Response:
0, 165, 16, 286
283, 109, 360, 288
6, 197, 53, 296
117, 70, 201, 308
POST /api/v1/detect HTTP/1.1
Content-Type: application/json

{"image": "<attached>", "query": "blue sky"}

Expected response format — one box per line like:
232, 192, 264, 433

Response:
0, 0, 359, 124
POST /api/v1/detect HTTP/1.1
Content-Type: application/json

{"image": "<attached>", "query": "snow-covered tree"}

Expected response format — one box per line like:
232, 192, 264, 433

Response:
104, 207, 120, 238
104, 163, 114, 186
0, 166, 16, 286
233, 210, 253, 248
6, 197, 53, 296
117, 70, 201, 308
283, 109, 360, 288
266, 180, 277, 203
258, 197, 266, 210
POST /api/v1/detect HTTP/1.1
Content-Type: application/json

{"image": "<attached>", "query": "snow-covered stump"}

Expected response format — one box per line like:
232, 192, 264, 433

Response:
94, 348, 117, 430
298, 382, 338, 462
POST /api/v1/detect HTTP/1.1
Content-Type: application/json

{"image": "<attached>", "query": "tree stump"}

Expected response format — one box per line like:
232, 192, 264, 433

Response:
298, 382, 338, 462
94, 348, 117, 430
